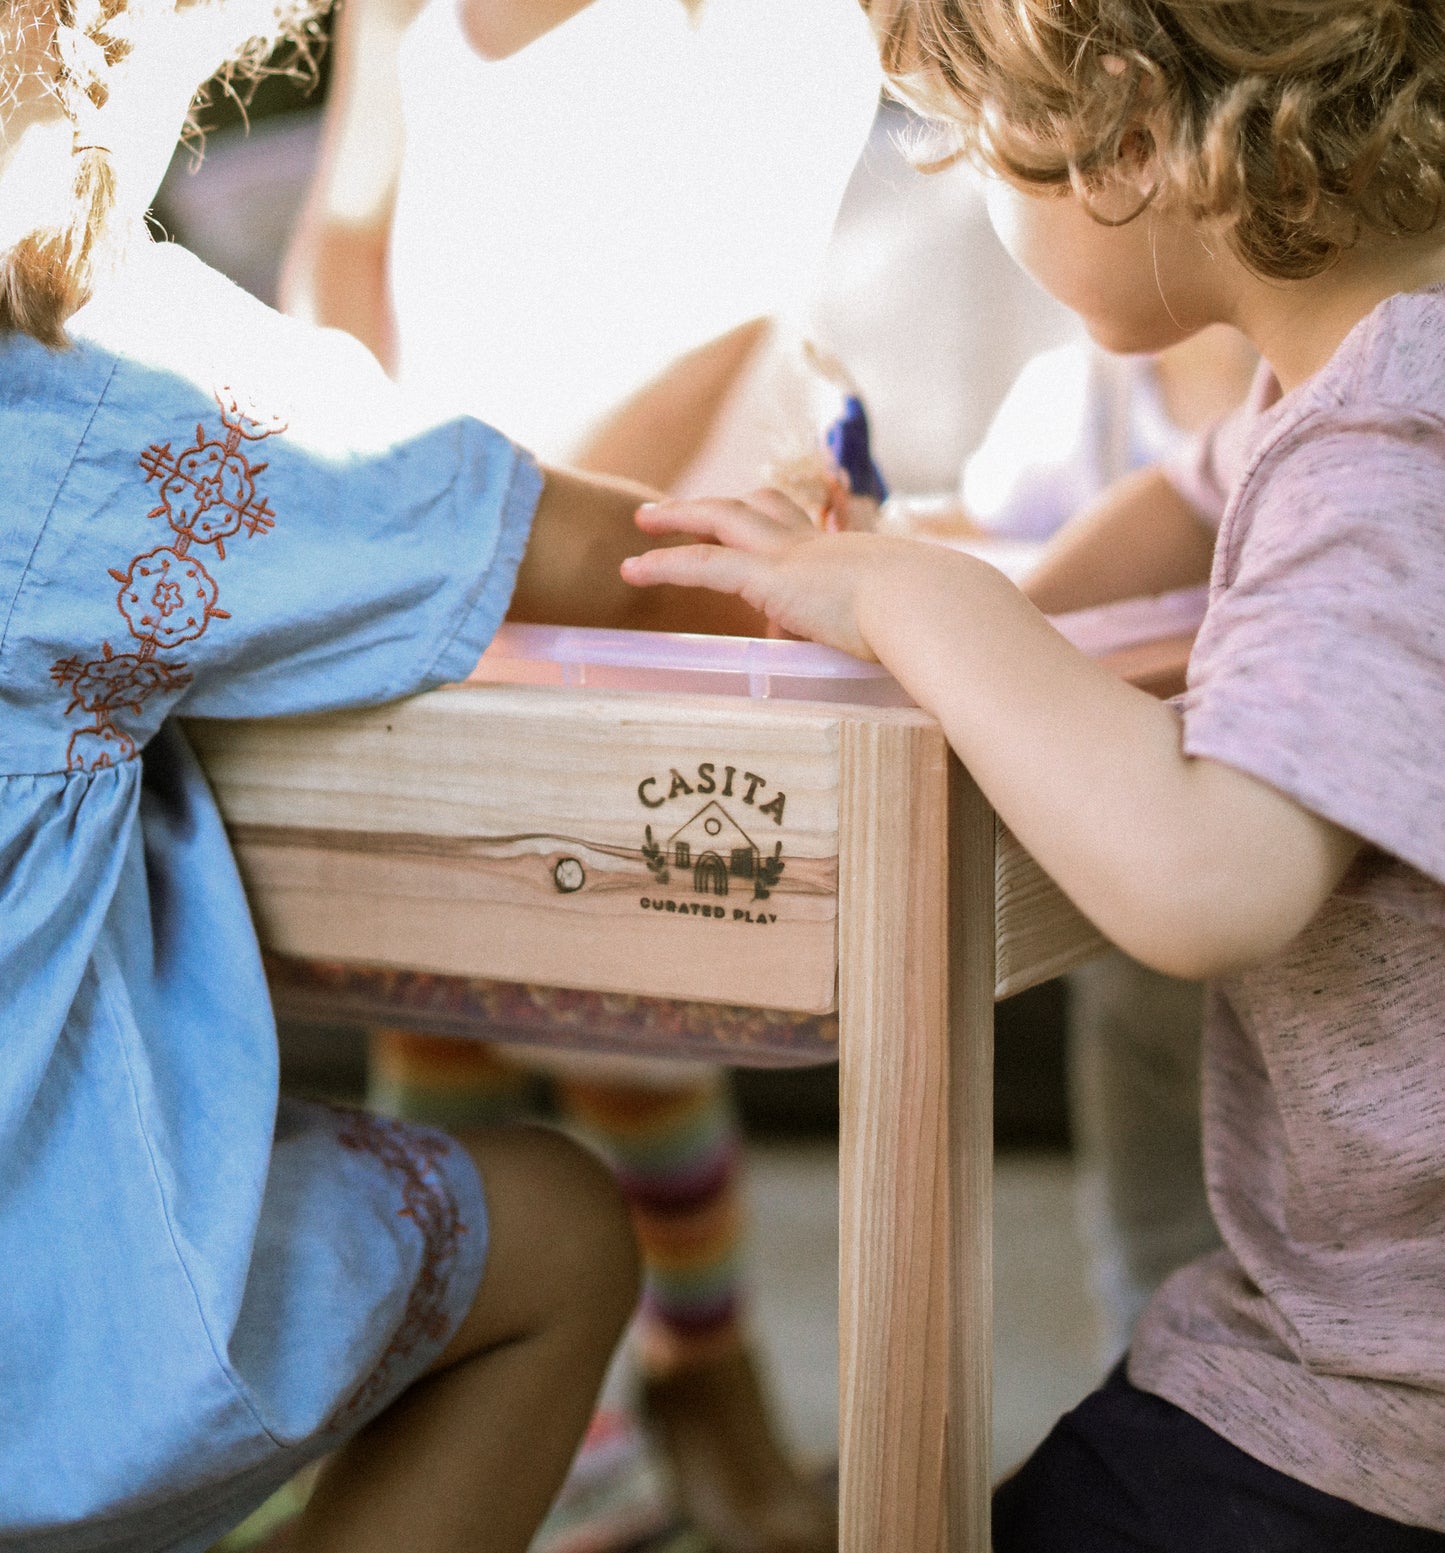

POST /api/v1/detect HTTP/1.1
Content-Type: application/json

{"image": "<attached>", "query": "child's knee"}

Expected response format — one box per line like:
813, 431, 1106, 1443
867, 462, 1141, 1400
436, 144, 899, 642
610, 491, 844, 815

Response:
441, 1126, 640, 1366
504, 1127, 642, 1316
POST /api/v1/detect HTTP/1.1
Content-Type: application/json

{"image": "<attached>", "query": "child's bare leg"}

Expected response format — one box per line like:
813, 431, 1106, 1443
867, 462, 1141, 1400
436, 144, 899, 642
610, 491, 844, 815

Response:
287, 1127, 640, 1553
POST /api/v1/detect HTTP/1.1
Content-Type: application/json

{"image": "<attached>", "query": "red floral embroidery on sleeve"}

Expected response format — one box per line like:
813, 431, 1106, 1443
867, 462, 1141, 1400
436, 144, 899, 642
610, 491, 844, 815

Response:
54, 389, 286, 772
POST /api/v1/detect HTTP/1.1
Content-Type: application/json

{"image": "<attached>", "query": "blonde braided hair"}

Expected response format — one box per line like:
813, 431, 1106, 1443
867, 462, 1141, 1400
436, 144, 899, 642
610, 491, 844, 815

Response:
0, 0, 129, 344
1, 0, 316, 346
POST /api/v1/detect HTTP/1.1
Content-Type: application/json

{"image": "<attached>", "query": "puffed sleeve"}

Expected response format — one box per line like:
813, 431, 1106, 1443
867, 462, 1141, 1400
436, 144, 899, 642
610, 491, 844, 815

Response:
1179, 409, 1445, 885
89, 320, 540, 721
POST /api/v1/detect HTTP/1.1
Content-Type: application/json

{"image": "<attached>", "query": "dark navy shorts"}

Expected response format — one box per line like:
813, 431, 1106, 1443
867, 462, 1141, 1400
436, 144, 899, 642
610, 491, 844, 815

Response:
993, 1362, 1445, 1553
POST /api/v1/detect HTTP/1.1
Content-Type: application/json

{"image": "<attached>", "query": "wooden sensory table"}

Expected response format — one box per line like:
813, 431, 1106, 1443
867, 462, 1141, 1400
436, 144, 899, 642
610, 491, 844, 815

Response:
188, 632, 1184, 1553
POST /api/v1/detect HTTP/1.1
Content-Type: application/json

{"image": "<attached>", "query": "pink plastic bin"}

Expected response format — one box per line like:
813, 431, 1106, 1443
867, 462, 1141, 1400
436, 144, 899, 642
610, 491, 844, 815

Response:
471, 584, 1209, 701
471, 623, 914, 705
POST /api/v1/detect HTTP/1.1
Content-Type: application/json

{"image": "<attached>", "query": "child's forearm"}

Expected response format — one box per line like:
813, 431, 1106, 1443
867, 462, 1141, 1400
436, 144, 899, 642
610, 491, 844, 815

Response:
622, 496, 1357, 972
1022, 467, 1217, 615
460, 0, 595, 57
571, 318, 771, 492
278, 0, 415, 369
511, 467, 766, 636
280, 225, 398, 371
855, 544, 1357, 977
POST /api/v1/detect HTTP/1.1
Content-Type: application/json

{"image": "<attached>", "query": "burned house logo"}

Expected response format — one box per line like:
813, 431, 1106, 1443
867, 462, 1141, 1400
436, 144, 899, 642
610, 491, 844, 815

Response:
642, 800, 785, 902
637, 762, 786, 906
516, 758, 801, 925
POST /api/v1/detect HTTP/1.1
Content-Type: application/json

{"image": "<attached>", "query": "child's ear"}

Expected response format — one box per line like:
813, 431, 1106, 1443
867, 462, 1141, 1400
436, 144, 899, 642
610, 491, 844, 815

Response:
1102, 54, 1164, 203
457, 0, 595, 59
1119, 122, 1161, 198
1076, 130, 1160, 228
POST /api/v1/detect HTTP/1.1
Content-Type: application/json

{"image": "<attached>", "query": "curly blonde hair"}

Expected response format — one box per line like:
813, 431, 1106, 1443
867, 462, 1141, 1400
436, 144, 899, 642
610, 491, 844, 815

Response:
861, 0, 1445, 279
0, 0, 317, 347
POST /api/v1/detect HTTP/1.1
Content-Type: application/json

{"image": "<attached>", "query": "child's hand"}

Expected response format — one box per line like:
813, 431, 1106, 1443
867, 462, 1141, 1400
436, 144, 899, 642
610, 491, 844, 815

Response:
622, 489, 910, 660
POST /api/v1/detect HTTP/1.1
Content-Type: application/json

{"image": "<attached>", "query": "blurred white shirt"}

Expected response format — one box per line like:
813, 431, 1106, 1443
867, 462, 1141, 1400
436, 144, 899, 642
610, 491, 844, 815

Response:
389, 0, 881, 461
962, 343, 1187, 542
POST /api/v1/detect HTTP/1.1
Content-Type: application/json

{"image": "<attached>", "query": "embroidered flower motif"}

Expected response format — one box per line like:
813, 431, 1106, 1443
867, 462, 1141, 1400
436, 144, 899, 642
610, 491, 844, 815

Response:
140, 402, 278, 557
54, 645, 192, 717
112, 546, 228, 651
65, 723, 137, 773
54, 387, 286, 771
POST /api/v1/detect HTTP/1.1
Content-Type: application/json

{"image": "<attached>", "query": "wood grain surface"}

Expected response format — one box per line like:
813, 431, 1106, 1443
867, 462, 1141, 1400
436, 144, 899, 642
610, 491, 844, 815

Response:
836, 721, 995, 1552
993, 821, 1108, 1000
194, 683, 865, 1011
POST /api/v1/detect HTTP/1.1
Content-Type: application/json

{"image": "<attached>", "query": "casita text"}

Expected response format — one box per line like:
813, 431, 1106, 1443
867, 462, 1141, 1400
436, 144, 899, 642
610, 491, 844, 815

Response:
637, 762, 785, 826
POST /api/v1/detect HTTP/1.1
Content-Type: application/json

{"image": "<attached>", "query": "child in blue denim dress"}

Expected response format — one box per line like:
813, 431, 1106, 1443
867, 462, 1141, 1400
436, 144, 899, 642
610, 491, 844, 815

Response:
0, 2, 756, 1549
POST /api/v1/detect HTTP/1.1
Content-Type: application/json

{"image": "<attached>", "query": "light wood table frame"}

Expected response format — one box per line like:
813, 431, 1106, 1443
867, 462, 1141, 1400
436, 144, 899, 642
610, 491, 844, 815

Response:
191, 680, 1113, 1553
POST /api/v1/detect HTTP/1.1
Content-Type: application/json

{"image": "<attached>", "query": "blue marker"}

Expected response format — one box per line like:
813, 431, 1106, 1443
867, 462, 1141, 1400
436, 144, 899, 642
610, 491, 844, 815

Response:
825, 395, 889, 504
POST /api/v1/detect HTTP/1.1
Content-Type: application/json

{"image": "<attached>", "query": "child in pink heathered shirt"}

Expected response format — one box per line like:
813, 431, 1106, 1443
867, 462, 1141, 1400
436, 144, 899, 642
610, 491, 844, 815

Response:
623, 1, 1445, 1547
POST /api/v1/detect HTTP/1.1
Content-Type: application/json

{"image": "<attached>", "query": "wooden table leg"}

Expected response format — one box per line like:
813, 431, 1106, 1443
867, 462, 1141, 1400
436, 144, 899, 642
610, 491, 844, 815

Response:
838, 725, 995, 1553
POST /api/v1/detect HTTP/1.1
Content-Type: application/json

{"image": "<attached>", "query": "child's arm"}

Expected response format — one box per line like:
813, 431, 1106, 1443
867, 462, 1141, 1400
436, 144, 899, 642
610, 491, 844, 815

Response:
458, 0, 595, 59
1022, 466, 1218, 615
278, 0, 421, 367
279, 0, 602, 353
623, 494, 1359, 978
569, 318, 772, 492
513, 467, 767, 636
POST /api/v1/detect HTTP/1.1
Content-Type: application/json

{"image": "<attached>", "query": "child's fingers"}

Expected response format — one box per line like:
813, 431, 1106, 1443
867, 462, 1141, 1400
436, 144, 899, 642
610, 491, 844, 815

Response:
620, 543, 763, 597
634, 496, 797, 555
741, 486, 817, 530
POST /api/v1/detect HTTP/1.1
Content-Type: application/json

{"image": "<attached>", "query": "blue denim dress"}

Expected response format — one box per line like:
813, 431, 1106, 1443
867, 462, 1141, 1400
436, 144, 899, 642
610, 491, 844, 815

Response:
0, 245, 541, 1551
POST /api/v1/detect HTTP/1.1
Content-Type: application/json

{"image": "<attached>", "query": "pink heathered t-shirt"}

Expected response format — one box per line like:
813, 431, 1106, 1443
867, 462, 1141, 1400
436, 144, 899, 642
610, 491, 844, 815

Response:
1136, 285, 1445, 1530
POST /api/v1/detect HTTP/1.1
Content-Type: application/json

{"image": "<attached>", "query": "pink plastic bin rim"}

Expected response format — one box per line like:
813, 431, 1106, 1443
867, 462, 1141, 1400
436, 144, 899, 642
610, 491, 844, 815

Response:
471, 587, 1207, 702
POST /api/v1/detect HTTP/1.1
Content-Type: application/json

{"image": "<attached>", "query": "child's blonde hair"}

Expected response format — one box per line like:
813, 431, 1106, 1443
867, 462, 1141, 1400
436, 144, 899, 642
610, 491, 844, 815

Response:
0, 0, 314, 347
862, 0, 1445, 280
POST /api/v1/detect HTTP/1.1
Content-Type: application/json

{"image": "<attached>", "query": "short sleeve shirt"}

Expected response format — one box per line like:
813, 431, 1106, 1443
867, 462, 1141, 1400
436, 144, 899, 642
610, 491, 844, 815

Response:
1129, 287, 1445, 1531
0, 242, 538, 1534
